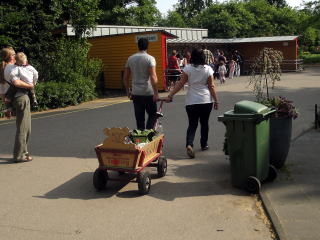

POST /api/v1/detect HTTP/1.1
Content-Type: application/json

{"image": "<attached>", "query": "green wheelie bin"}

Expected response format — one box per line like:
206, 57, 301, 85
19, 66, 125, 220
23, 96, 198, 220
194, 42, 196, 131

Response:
218, 100, 277, 193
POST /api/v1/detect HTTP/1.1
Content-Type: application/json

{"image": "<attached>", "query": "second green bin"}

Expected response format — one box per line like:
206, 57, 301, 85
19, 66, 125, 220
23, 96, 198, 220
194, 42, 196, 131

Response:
218, 100, 276, 193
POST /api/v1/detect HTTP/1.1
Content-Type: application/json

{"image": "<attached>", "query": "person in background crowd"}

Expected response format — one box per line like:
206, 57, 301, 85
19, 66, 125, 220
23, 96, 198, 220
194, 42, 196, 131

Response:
167, 49, 182, 90
182, 50, 191, 67
202, 45, 214, 66
123, 38, 159, 130
213, 57, 220, 81
233, 50, 243, 77
218, 50, 227, 64
165, 48, 219, 159
228, 57, 236, 79
218, 61, 227, 84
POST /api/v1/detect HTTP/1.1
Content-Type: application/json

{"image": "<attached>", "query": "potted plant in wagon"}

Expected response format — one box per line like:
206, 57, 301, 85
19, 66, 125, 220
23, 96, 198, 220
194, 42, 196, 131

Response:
249, 48, 299, 169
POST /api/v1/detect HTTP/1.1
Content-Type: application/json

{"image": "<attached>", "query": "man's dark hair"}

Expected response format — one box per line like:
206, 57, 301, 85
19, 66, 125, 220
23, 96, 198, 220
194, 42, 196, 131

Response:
201, 45, 207, 50
190, 48, 205, 65
138, 38, 149, 51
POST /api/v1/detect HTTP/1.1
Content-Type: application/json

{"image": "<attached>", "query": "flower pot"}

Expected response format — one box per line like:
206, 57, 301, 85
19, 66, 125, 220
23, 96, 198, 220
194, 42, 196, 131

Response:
269, 117, 292, 168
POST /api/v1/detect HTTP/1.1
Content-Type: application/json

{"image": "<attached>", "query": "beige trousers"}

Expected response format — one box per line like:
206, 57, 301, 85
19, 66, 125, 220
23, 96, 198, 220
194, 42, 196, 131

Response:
13, 94, 31, 161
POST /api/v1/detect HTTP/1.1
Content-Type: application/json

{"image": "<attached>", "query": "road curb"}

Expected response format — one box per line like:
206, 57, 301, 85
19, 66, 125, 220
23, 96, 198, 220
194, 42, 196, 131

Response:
259, 190, 286, 240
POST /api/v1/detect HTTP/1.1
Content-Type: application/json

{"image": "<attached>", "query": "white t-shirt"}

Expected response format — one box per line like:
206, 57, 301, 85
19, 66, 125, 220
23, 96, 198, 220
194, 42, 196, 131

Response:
10, 65, 38, 85
218, 65, 227, 74
183, 64, 214, 106
4, 64, 37, 98
125, 51, 156, 96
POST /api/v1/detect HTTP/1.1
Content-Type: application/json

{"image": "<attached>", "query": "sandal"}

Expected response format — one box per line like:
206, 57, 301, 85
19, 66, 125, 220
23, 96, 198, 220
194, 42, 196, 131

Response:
14, 154, 33, 163
25, 153, 33, 161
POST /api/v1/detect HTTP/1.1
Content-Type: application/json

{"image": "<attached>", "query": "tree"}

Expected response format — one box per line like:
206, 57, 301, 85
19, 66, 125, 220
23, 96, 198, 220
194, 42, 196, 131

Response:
98, 0, 160, 26
176, 0, 213, 24
157, 11, 187, 28
199, 2, 255, 38
266, 0, 287, 8
55, 0, 102, 37
249, 48, 283, 101
0, 0, 57, 61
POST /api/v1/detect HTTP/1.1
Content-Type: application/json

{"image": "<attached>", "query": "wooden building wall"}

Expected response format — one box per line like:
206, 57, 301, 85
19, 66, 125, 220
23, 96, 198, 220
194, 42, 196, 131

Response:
168, 39, 298, 73
232, 40, 298, 72
88, 32, 167, 90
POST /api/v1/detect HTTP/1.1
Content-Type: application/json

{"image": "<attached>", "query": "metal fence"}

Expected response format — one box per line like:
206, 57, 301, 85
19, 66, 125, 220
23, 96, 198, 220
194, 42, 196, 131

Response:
242, 59, 304, 75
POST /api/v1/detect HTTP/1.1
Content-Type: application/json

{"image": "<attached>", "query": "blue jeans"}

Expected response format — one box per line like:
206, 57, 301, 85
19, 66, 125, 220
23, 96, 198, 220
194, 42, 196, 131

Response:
185, 103, 213, 148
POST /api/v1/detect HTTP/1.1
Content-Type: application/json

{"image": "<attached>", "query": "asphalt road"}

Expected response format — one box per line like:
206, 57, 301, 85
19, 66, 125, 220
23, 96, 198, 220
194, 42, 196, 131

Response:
0, 67, 319, 240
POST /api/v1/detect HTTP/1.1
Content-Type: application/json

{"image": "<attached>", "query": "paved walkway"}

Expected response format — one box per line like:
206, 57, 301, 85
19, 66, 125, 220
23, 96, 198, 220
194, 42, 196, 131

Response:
261, 128, 320, 240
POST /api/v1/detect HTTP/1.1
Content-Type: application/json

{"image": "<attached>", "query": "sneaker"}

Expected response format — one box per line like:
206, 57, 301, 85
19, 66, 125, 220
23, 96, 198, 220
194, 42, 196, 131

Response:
186, 145, 195, 158
201, 145, 209, 151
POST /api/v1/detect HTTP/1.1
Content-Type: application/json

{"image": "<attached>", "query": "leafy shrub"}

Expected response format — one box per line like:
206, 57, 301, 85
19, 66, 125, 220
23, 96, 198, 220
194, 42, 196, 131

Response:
32, 37, 101, 110
301, 54, 320, 64
261, 96, 299, 119
35, 78, 96, 111
0, 38, 102, 117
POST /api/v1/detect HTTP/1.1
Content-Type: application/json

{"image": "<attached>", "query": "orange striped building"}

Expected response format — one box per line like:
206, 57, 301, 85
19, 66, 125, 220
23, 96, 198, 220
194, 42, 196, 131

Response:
88, 31, 177, 91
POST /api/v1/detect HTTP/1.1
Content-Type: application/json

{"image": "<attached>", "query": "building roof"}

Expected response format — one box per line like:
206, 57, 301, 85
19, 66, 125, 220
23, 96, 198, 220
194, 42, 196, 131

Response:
65, 24, 208, 40
87, 30, 178, 39
167, 36, 299, 44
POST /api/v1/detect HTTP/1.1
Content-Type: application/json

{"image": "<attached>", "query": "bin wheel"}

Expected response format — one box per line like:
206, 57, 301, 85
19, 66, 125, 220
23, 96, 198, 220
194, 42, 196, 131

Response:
266, 165, 277, 182
245, 176, 261, 194
93, 168, 108, 191
157, 156, 167, 178
137, 171, 151, 195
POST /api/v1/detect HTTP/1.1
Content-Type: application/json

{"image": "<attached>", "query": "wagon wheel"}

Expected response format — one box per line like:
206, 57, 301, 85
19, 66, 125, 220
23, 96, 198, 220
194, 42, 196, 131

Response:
93, 168, 108, 191
245, 176, 261, 194
265, 165, 278, 182
137, 171, 151, 195
157, 156, 167, 178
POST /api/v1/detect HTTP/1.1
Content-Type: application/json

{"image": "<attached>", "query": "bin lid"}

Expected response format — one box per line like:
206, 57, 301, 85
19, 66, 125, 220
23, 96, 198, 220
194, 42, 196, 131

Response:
218, 100, 275, 121
234, 100, 269, 114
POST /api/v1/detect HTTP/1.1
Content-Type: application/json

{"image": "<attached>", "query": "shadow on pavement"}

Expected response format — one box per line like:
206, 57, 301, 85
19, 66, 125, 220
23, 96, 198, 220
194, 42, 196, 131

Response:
0, 157, 13, 164
117, 179, 246, 201
35, 160, 246, 201
34, 172, 129, 200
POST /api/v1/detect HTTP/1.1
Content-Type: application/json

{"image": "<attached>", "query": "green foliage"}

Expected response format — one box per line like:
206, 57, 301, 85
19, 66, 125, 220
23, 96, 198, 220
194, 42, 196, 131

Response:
33, 37, 102, 109
99, 0, 160, 26
266, 0, 287, 8
157, 11, 187, 28
35, 77, 97, 110
177, 0, 213, 22
261, 96, 299, 119
56, 0, 102, 37
199, 2, 255, 38
40, 38, 101, 83
249, 48, 283, 101
301, 53, 320, 64
0, 0, 58, 61
299, 27, 320, 52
